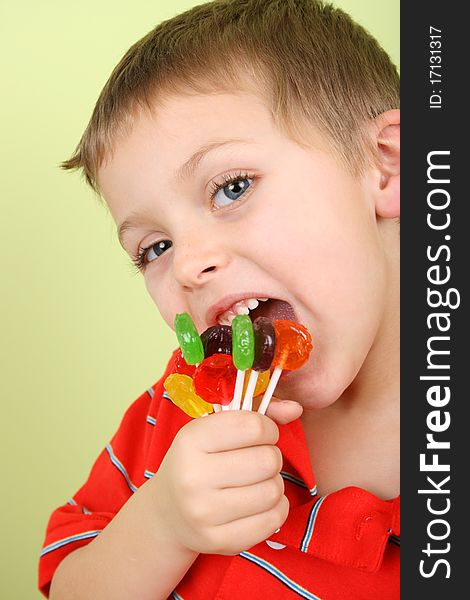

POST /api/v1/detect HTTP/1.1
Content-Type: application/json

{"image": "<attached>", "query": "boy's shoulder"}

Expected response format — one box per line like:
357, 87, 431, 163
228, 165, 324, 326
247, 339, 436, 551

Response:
120, 348, 180, 424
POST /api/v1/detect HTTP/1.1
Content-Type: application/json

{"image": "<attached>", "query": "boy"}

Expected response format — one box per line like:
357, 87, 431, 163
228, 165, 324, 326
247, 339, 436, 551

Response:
40, 0, 400, 598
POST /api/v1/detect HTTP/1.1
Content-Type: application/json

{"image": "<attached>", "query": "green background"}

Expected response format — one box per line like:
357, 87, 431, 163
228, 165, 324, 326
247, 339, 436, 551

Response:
0, 1, 398, 597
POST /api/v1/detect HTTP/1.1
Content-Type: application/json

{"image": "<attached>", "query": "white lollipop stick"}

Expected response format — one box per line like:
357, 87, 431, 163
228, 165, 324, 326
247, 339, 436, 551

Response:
228, 369, 246, 410
242, 370, 259, 411
257, 366, 282, 415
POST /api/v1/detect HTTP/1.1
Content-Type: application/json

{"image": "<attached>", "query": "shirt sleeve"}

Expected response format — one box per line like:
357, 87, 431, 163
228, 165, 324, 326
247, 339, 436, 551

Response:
38, 354, 178, 597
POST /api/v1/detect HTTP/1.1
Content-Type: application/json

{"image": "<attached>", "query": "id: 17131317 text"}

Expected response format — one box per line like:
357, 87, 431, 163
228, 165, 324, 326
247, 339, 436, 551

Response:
429, 26, 443, 109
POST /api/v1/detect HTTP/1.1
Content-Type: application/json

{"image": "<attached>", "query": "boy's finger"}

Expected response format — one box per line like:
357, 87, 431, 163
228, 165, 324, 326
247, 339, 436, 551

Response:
210, 475, 285, 524
264, 398, 303, 425
208, 445, 283, 488
211, 495, 290, 554
188, 410, 279, 452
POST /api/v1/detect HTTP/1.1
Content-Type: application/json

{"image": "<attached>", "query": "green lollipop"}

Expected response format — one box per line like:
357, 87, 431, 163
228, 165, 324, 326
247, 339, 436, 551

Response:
231, 315, 255, 371
174, 312, 204, 365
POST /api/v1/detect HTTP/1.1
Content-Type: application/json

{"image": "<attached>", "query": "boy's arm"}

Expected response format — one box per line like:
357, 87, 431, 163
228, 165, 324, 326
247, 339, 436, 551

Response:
49, 409, 292, 599
49, 477, 198, 600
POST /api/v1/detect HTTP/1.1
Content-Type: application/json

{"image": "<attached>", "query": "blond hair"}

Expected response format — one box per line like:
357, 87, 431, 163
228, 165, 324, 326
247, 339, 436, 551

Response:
61, 0, 399, 194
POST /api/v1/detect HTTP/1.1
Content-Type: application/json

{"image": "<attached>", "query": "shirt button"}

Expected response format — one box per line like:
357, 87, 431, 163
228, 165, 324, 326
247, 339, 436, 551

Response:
265, 540, 287, 550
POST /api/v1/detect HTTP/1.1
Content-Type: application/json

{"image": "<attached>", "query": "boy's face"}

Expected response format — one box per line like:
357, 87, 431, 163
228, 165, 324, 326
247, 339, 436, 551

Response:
98, 91, 396, 408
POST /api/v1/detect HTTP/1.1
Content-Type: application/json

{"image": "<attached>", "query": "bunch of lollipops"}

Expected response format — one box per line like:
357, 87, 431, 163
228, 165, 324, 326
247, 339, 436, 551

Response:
164, 312, 313, 418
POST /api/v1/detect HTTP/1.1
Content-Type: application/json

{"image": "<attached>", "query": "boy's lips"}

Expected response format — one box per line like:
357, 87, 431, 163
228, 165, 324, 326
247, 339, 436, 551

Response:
205, 294, 298, 328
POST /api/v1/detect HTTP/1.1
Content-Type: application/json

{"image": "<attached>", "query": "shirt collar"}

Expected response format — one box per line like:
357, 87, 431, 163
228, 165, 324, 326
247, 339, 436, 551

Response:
273, 418, 400, 572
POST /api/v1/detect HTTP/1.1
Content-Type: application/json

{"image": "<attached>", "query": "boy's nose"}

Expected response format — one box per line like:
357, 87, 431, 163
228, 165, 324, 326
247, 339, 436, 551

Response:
172, 246, 230, 289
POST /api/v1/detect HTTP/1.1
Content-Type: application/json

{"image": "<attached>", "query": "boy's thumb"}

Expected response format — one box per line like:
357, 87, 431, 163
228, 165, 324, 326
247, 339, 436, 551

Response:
264, 398, 303, 425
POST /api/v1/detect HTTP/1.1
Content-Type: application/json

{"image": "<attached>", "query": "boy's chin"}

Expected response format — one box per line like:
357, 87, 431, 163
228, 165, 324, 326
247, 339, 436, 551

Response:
275, 371, 317, 408
273, 367, 337, 410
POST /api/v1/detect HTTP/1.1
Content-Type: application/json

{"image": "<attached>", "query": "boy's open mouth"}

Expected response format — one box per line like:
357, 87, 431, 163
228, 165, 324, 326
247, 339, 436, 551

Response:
214, 297, 297, 327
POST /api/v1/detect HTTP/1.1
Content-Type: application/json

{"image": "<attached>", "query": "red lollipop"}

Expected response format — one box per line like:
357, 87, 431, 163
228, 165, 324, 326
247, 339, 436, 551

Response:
193, 354, 237, 406
173, 348, 197, 377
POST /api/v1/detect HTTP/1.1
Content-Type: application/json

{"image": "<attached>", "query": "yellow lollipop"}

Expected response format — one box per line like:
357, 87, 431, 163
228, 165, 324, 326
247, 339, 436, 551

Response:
164, 373, 213, 418
242, 369, 270, 399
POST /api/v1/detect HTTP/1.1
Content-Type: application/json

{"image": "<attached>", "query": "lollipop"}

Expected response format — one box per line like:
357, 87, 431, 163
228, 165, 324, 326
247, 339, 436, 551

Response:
174, 312, 204, 365
193, 354, 237, 406
200, 324, 233, 411
242, 369, 270, 402
241, 317, 276, 410
173, 348, 197, 378
257, 320, 313, 415
164, 374, 213, 418
200, 325, 232, 357
173, 312, 221, 410
229, 315, 254, 410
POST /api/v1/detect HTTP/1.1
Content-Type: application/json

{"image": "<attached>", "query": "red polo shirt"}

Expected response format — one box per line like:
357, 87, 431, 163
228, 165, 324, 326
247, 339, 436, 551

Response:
39, 352, 400, 599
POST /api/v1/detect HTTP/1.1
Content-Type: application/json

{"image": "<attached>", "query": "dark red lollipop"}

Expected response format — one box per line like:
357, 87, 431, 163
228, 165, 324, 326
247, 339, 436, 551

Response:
252, 317, 276, 371
200, 325, 232, 357
193, 354, 237, 405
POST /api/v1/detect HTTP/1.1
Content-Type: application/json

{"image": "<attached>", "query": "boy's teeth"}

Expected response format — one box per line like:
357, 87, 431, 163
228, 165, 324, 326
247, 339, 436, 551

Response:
234, 302, 250, 315
216, 297, 266, 325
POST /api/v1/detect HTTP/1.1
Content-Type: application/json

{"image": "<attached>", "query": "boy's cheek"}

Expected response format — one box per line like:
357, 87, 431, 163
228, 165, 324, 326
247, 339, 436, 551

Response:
144, 279, 175, 327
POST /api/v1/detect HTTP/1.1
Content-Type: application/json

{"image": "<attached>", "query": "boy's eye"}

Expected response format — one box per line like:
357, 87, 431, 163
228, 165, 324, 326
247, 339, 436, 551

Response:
146, 240, 173, 263
211, 174, 254, 209
132, 239, 173, 272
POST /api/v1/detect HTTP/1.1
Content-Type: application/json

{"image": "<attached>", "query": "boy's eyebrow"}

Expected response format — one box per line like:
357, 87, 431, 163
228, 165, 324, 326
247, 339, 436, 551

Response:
118, 138, 255, 247
174, 138, 255, 182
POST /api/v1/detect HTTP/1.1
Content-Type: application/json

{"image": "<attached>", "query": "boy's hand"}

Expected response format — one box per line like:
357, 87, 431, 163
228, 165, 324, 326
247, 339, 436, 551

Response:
150, 410, 292, 556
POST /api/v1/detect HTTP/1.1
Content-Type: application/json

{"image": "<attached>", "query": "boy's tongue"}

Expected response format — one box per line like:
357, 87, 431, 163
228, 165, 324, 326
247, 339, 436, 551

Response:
249, 299, 297, 323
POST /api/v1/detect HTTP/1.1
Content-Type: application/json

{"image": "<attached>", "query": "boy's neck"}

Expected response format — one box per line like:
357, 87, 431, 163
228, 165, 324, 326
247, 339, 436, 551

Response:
301, 246, 400, 500
300, 385, 400, 500
300, 368, 400, 500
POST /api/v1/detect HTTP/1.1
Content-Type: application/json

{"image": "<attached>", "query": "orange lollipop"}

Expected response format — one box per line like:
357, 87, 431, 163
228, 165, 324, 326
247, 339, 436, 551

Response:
258, 320, 313, 415
273, 320, 313, 370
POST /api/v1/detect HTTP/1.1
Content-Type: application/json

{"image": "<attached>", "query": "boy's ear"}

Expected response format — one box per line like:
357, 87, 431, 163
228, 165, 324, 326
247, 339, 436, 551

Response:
369, 109, 400, 218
